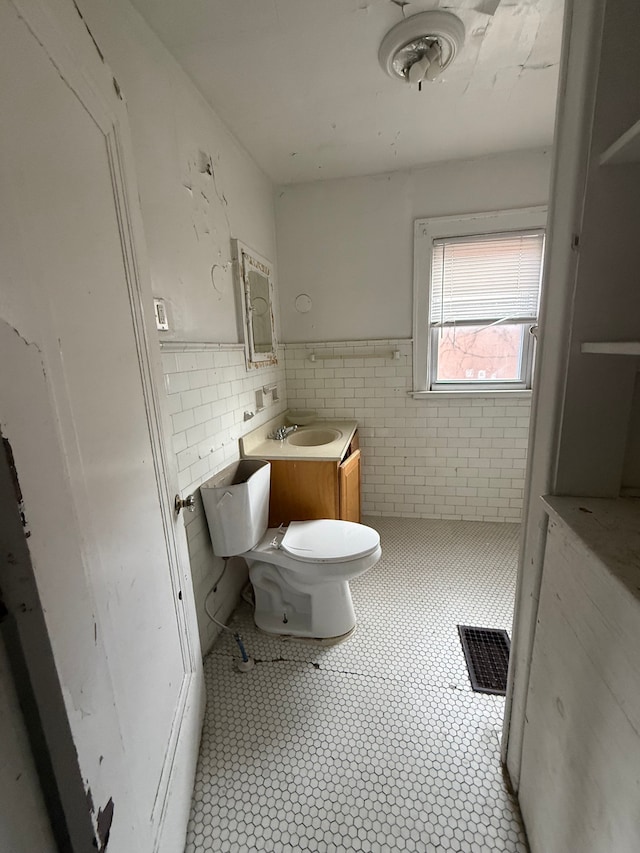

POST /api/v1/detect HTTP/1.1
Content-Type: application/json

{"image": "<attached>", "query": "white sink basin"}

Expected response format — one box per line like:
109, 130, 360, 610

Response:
287, 427, 342, 447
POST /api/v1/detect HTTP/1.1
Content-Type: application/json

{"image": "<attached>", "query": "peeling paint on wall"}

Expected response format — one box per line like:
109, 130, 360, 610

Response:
96, 797, 114, 852
210, 263, 230, 298
85, 785, 94, 816
180, 148, 234, 302
2, 437, 30, 538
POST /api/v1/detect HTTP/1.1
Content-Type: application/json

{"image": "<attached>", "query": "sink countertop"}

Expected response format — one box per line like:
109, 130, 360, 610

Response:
241, 415, 358, 462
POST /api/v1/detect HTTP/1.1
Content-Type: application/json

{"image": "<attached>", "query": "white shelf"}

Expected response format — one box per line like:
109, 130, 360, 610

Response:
581, 341, 640, 355
542, 496, 640, 599
600, 119, 640, 165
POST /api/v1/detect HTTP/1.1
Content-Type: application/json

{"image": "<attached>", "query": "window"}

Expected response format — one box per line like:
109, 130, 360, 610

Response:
413, 208, 546, 394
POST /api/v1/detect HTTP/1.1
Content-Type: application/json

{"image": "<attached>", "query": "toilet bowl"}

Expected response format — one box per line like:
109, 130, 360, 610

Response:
200, 459, 381, 641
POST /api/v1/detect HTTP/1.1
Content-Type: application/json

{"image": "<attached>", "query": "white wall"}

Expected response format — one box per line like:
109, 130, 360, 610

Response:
276, 149, 551, 343
78, 0, 284, 653
278, 150, 551, 522
79, 0, 276, 344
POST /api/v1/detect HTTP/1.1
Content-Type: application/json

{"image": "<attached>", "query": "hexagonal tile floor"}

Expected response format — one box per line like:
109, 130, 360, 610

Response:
185, 517, 528, 853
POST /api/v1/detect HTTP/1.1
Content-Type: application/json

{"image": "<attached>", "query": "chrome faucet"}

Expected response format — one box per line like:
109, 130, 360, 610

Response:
268, 424, 298, 441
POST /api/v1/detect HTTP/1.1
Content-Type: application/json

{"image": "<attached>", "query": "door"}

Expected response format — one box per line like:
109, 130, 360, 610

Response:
0, 1, 202, 850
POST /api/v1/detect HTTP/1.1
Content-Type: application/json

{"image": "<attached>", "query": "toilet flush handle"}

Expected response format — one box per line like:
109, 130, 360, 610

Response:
175, 493, 196, 514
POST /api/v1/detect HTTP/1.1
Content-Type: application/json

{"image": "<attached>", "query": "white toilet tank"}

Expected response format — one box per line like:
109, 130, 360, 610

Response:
200, 459, 270, 556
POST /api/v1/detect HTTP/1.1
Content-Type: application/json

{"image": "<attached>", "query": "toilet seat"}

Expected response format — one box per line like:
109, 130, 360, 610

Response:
246, 521, 382, 582
280, 519, 380, 563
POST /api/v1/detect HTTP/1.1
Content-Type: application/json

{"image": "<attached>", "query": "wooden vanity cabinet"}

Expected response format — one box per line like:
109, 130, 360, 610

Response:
267, 430, 361, 526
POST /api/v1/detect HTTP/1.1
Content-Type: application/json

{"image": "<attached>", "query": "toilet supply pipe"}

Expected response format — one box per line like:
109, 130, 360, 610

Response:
211, 556, 230, 592
204, 577, 255, 672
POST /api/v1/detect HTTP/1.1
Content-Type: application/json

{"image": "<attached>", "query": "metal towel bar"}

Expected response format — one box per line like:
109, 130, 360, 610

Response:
308, 349, 400, 362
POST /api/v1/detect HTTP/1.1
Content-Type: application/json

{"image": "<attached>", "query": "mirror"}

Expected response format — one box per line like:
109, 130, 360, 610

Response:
232, 239, 278, 368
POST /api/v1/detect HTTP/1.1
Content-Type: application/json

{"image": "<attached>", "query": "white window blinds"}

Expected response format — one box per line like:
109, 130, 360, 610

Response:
430, 230, 545, 326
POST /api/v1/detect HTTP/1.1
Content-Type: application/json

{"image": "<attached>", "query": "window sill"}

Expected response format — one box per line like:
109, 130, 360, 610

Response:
410, 389, 533, 401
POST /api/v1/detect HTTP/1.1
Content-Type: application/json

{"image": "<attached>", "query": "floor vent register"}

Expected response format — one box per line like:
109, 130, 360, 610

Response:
457, 625, 511, 696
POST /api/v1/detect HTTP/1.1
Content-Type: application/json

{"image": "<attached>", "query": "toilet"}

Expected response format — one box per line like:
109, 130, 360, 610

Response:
201, 459, 381, 641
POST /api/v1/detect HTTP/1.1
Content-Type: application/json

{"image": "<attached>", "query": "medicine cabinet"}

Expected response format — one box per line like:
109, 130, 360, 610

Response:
232, 238, 277, 369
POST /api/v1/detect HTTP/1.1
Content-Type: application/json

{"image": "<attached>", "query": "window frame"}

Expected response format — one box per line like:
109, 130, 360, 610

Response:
413, 207, 547, 397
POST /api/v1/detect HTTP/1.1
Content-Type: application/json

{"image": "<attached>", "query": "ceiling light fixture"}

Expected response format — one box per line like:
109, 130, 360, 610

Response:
378, 10, 465, 87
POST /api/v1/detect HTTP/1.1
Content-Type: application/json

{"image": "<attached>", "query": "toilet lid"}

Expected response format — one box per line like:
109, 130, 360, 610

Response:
280, 520, 380, 563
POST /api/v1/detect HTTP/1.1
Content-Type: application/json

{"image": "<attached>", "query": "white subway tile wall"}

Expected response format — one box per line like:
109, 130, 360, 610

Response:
284, 340, 531, 523
161, 344, 287, 654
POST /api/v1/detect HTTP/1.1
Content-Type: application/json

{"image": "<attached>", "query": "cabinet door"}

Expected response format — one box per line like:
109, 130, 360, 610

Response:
269, 460, 339, 525
339, 450, 361, 523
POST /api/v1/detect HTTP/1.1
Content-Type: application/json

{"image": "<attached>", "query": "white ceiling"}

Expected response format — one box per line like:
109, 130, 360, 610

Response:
130, 0, 564, 185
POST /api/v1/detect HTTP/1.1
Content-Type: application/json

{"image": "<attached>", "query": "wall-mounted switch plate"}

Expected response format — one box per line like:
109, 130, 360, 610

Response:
153, 298, 169, 331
